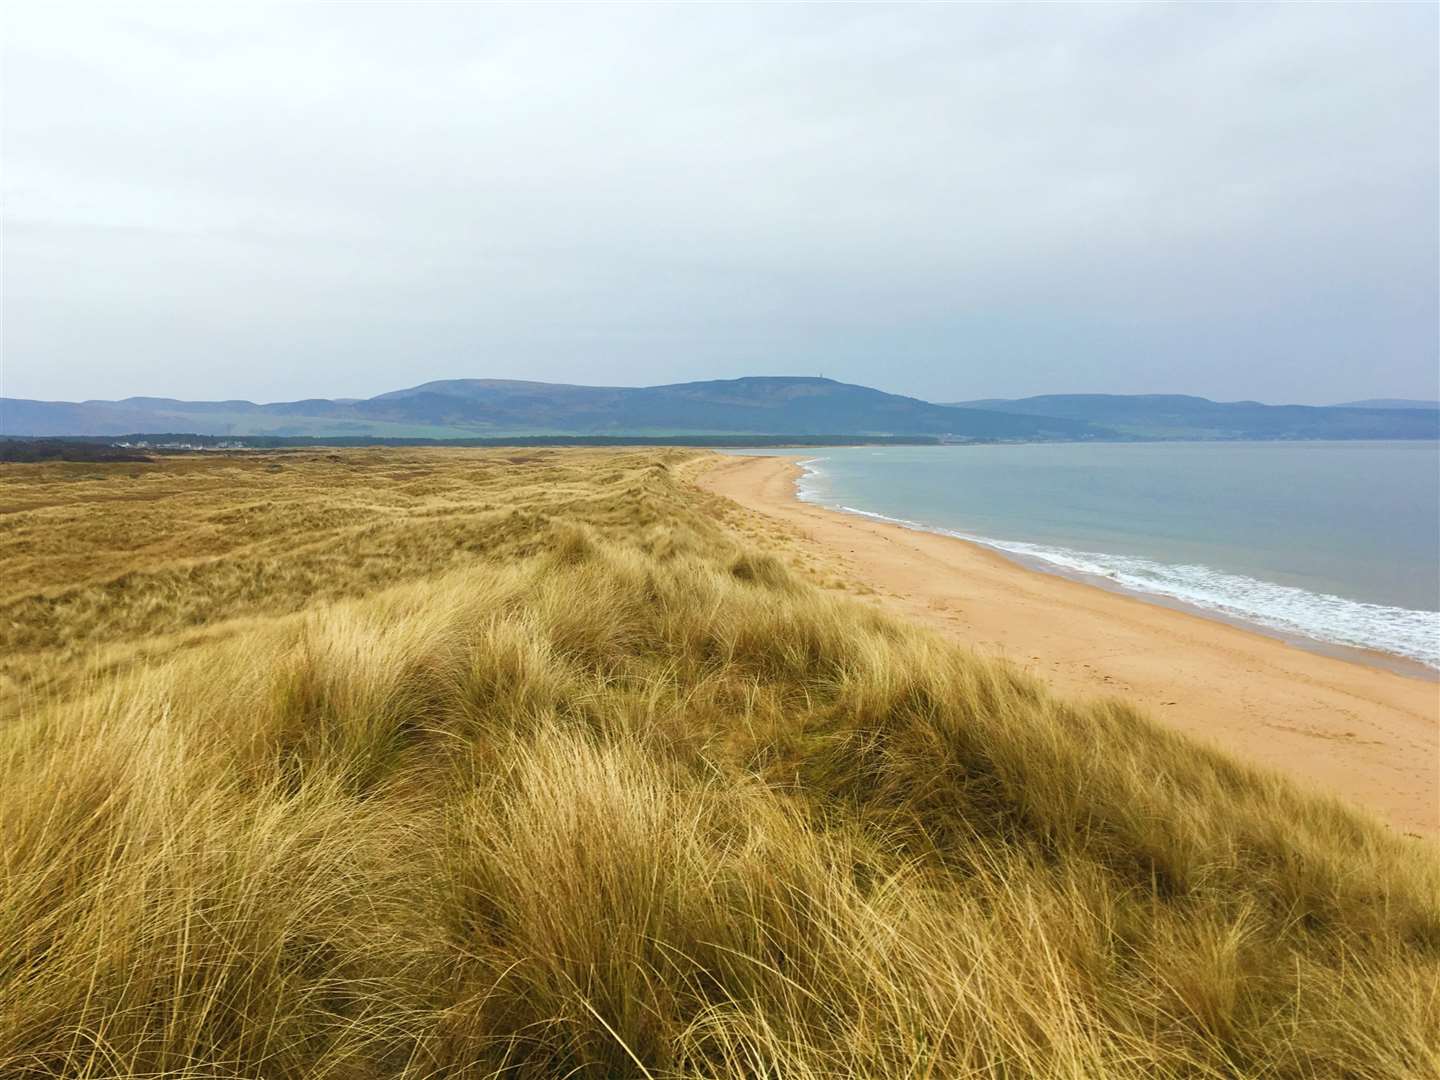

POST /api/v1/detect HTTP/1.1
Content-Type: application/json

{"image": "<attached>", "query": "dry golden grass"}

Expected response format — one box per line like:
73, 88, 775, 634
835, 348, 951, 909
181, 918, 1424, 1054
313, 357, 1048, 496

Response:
0, 449, 723, 707
2, 449, 1437, 1078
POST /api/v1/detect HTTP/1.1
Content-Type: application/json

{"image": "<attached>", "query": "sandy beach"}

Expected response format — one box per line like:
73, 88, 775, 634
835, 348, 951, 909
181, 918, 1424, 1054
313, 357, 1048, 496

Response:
699, 453, 1439, 837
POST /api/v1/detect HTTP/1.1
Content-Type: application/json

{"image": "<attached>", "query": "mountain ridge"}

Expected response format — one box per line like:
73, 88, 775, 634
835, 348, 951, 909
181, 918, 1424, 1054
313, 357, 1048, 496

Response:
4, 378, 1436, 441
946, 393, 1439, 440
1333, 398, 1440, 411
2, 377, 1099, 441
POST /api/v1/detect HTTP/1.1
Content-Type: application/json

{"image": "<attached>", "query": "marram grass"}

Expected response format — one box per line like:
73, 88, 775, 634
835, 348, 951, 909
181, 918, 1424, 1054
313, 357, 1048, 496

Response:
1, 449, 1436, 1078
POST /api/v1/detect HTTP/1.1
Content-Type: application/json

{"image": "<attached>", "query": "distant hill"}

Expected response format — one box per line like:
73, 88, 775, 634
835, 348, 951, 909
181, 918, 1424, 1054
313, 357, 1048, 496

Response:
946, 394, 1440, 441
1333, 398, 1440, 411
9, 381, 1436, 442
0, 377, 1100, 441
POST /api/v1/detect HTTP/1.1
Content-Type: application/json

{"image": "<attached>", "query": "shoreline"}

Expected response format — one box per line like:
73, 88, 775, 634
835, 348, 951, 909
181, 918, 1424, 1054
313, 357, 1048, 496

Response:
698, 453, 1440, 837
794, 477, 1438, 683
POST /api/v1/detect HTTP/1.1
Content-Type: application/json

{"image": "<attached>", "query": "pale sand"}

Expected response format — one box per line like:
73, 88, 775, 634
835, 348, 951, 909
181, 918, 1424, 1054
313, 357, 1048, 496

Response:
698, 453, 1439, 837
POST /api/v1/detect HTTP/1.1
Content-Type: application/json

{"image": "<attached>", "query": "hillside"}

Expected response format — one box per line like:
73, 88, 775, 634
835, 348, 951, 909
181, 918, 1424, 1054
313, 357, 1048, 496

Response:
10, 381, 1437, 442
949, 393, 1440, 440
1335, 398, 1440, 411
1, 377, 1099, 440
2, 449, 1436, 1078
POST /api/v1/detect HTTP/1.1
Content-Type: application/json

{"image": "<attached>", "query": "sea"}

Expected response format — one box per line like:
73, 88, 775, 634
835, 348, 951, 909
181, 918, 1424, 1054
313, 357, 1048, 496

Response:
733, 441, 1440, 673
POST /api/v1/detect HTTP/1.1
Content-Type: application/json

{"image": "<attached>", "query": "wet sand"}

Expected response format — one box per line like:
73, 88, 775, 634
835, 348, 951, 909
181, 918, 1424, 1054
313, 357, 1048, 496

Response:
698, 453, 1440, 837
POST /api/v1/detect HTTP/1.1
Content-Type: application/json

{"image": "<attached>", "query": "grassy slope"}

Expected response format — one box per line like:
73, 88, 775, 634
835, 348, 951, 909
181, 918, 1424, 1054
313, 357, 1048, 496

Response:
2, 450, 1437, 1079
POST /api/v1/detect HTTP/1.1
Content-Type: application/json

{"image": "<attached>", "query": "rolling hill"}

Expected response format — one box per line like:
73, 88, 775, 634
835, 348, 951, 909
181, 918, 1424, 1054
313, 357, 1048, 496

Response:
2, 377, 1099, 440
6, 380, 1437, 442
1334, 398, 1440, 410
948, 394, 1440, 441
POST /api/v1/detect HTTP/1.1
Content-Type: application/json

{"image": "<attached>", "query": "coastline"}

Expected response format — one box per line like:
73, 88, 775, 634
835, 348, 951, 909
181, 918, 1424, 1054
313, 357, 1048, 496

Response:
809, 485, 1439, 683
698, 453, 1440, 837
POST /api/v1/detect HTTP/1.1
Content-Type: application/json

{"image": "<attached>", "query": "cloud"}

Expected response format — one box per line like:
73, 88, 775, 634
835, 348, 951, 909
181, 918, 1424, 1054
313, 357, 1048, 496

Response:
3, 3, 1435, 404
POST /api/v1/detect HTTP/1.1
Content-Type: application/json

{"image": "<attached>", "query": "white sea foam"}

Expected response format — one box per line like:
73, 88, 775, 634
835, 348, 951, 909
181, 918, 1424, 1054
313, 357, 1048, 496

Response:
793, 459, 1440, 670
793, 459, 826, 502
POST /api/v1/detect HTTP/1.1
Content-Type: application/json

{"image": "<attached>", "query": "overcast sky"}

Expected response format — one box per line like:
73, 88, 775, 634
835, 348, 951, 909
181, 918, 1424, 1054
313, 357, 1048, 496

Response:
3, 3, 1436, 406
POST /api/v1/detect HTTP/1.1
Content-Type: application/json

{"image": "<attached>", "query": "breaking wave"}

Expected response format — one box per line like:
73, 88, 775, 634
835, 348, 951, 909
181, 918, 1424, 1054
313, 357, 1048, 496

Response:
794, 460, 1440, 670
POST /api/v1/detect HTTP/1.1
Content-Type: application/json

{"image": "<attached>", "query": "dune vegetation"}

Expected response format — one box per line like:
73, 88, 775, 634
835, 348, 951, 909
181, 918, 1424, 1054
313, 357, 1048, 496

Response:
2, 448, 1437, 1079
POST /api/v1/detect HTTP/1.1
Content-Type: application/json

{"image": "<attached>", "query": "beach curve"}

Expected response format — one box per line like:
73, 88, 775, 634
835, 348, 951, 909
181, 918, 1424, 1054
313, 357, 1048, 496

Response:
697, 452, 1440, 837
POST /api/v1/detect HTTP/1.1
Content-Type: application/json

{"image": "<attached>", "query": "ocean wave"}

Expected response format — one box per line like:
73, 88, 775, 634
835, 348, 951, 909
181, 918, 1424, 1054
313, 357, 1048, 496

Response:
794, 461, 1440, 669
793, 459, 827, 503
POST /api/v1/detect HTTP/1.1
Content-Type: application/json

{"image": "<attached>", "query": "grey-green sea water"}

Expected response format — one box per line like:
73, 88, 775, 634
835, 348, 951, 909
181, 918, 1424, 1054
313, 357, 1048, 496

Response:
736, 441, 1440, 669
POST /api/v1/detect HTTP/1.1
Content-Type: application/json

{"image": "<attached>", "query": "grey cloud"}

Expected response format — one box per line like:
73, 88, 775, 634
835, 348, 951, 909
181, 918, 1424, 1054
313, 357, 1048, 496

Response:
3, 3, 1435, 404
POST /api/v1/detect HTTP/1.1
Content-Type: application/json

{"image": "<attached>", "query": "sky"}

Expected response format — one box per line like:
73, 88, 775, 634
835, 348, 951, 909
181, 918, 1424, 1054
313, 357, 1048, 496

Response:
3, 3, 1437, 406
